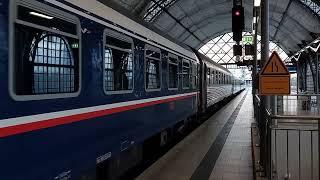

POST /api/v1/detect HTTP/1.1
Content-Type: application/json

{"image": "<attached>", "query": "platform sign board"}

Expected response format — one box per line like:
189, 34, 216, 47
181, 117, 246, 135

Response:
243, 35, 253, 44
259, 51, 290, 95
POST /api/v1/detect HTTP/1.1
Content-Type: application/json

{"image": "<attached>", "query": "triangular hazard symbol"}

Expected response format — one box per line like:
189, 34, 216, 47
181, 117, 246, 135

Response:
260, 51, 290, 75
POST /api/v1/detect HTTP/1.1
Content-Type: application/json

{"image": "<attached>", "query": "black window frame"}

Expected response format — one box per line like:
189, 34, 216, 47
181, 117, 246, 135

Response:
145, 44, 162, 91
207, 68, 210, 85
211, 70, 215, 85
103, 29, 134, 94
182, 59, 190, 89
216, 70, 219, 84
167, 53, 179, 90
9, 0, 81, 101
191, 62, 198, 89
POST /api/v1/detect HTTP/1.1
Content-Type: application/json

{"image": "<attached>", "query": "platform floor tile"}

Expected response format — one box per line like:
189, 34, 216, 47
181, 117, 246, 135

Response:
209, 91, 254, 180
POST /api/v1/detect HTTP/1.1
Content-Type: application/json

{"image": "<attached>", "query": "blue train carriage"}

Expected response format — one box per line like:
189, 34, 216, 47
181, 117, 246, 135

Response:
0, 0, 200, 179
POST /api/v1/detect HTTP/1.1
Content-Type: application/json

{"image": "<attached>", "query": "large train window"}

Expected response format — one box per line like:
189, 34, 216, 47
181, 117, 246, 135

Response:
145, 45, 161, 90
104, 29, 134, 93
182, 60, 190, 89
11, 2, 81, 100
168, 53, 178, 90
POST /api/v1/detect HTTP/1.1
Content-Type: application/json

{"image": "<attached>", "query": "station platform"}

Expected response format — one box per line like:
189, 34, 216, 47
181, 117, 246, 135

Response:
136, 90, 254, 180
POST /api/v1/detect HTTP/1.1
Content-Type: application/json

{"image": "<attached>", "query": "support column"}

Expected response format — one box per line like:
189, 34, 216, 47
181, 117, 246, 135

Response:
318, 52, 320, 180
260, 0, 271, 177
297, 61, 299, 93
315, 53, 318, 93
252, 6, 258, 96
260, 0, 270, 110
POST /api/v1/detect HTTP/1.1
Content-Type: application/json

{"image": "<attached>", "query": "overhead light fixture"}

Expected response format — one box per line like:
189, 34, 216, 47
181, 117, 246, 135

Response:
29, 12, 54, 20
254, 0, 261, 7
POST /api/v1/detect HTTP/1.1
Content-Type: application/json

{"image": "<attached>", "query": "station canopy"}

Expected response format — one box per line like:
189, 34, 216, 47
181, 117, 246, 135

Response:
103, 0, 320, 63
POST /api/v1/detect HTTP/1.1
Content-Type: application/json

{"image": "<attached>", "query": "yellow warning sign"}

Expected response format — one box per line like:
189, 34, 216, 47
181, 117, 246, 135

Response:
260, 51, 290, 75
259, 52, 290, 95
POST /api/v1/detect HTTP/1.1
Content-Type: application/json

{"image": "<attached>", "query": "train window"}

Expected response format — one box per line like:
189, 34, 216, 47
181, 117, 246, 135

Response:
221, 73, 223, 84
215, 71, 219, 84
225, 75, 227, 84
104, 29, 134, 93
223, 74, 225, 84
145, 45, 161, 90
182, 60, 190, 89
191, 62, 197, 89
215, 71, 218, 84
168, 53, 178, 90
210, 70, 212, 85
207, 69, 210, 85
216, 72, 219, 84
221, 74, 223, 84
11, 2, 81, 100
211, 70, 215, 85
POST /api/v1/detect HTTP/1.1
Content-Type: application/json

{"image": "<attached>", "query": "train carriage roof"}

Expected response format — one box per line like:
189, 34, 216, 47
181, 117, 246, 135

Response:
60, 0, 198, 62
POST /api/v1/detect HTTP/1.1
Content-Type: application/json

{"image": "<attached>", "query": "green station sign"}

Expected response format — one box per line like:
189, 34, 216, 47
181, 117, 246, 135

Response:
243, 35, 253, 44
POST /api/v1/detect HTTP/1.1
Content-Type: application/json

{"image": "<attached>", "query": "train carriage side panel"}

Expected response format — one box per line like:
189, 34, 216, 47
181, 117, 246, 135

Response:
0, 1, 9, 103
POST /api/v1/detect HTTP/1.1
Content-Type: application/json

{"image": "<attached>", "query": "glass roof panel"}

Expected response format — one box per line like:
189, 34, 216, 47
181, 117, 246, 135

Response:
299, 0, 320, 16
143, 0, 177, 22
198, 32, 289, 64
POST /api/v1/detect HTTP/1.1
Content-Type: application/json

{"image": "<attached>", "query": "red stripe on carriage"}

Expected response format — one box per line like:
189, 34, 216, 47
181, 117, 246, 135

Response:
0, 94, 195, 137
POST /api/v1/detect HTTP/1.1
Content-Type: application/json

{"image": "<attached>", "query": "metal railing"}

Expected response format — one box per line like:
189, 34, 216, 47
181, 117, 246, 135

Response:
254, 94, 320, 180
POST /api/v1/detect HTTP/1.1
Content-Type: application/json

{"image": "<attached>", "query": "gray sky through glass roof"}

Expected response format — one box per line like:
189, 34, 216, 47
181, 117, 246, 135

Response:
198, 32, 289, 64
